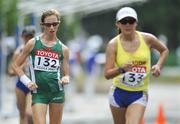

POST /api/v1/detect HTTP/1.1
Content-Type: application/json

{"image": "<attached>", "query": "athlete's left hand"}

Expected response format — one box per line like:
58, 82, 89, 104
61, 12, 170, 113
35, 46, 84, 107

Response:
27, 82, 38, 91
151, 64, 161, 77
59, 75, 70, 85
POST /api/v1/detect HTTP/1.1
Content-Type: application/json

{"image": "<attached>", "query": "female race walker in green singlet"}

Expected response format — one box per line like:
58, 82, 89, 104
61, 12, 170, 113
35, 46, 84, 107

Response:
12, 9, 69, 124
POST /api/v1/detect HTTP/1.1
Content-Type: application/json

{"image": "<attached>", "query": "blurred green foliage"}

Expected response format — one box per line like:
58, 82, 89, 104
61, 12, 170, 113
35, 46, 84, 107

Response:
57, 14, 82, 42
151, 50, 178, 66
134, 0, 180, 50
165, 50, 177, 66
0, 0, 18, 36
0, 0, 180, 67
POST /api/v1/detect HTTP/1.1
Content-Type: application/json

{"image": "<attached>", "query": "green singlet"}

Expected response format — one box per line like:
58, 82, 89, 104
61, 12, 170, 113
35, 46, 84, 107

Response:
29, 36, 65, 104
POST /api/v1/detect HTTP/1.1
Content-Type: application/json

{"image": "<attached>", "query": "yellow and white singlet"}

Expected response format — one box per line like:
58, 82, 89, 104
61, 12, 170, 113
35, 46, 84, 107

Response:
113, 31, 151, 92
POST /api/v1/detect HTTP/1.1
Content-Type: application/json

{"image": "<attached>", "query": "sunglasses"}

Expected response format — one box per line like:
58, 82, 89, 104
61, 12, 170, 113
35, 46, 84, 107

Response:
42, 22, 60, 27
119, 18, 136, 25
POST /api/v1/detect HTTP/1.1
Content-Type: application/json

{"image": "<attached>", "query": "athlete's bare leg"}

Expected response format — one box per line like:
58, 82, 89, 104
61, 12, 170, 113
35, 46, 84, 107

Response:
125, 103, 145, 124
16, 88, 31, 124
32, 104, 48, 124
110, 105, 126, 124
25, 93, 33, 124
49, 103, 64, 124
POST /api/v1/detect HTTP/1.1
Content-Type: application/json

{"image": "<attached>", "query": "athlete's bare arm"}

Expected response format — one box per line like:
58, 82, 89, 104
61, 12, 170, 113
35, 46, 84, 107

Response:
9, 46, 28, 76
104, 39, 118, 79
12, 38, 38, 90
12, 38, 35, 77
104, 38, 133, 79
60, 44, 70, 84
143, 33, 169, 77
9, 49, 21, 76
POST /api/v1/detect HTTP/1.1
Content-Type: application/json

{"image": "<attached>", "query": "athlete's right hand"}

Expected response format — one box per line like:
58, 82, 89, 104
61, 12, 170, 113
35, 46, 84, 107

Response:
27, 82, 38, 91
122, 62, 133, 72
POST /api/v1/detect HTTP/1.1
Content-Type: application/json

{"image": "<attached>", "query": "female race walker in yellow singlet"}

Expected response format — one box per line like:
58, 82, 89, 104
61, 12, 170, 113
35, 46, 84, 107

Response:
104, 7, 169, 124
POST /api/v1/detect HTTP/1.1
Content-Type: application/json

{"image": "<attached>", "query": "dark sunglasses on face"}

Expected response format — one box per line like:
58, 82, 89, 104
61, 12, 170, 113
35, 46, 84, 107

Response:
119, 18, 136, 25
42, 22, 60, 27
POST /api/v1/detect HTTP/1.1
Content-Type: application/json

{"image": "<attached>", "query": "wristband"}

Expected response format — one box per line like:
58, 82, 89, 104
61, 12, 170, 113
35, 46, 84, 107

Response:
20, 75, 31, 86
118, 67, 126, 74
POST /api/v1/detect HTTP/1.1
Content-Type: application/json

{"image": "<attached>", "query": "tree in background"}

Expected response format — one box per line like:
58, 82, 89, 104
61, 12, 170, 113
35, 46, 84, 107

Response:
0, 0, 18, 38
132, 0, 180, 65
134, 0, 180, 50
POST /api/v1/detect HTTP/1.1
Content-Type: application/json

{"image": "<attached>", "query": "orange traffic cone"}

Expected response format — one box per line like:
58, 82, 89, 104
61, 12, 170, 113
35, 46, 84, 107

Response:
155, 104, 166, 124
141, 118, 145, 124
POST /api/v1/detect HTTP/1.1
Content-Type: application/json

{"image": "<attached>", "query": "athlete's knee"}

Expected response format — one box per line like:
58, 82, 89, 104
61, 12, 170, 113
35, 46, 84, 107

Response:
125, 117, 140, 124
18, 110, 26, 118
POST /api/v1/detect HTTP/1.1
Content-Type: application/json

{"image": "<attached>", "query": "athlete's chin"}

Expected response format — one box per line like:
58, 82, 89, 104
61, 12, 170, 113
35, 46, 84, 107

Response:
124, 31, 132, 35
124, 31, 133, 35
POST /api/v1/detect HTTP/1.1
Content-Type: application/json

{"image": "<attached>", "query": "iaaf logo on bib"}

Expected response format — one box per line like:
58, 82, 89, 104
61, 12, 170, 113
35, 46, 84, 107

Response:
130, 66, 146, 73
35, 50, 60, 60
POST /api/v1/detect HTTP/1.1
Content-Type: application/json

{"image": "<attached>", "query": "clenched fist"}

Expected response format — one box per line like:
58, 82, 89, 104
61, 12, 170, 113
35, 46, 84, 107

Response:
59, 75, 70, 85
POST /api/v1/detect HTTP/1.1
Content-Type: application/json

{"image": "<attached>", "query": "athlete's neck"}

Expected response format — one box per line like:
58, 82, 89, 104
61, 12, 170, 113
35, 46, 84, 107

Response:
42, 33, 57, 42
120, 32, 136, 42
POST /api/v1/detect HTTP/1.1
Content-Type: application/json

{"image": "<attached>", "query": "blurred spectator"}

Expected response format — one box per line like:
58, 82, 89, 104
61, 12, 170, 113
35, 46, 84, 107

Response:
68, 37, 84, 92
8, 25, 35, 124
82, 35, 103, 98
64, 35, 85, 112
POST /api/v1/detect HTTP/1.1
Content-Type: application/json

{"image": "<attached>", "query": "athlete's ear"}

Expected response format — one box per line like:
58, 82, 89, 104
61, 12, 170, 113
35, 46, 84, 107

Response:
40, 22, 43, 26
115, 22, 120, 27
40, 22, 44, 31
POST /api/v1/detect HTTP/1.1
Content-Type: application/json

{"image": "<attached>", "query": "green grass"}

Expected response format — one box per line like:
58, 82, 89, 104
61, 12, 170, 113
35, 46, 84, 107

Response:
150, 75, 180, 83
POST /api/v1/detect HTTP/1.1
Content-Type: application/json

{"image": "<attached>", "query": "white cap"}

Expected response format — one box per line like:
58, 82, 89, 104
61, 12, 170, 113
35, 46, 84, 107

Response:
116, 7, 138, 22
